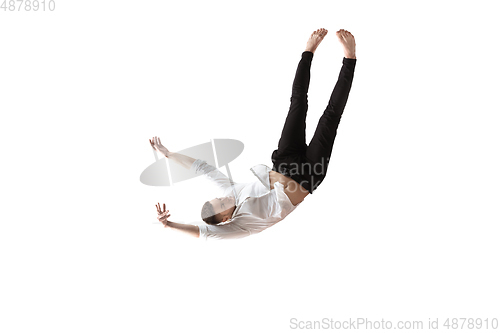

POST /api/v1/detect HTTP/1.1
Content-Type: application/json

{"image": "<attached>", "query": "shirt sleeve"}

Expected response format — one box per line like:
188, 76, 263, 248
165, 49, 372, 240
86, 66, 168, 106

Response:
198, 222, 252, 240
190, 159, 235, 192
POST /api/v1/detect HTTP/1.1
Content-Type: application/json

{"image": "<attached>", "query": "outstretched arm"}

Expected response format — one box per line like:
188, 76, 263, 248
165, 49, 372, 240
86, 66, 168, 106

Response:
150, 136, 236, 192
150, 136, 196, 170
156, 203, 199, 238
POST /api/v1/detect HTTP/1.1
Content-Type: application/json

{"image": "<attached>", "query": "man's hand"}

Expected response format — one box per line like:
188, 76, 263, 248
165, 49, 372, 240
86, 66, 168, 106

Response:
155, 202, 171, 228
149, 136, 170, 157
154, 202, 200, 238
149, 138, 196, 170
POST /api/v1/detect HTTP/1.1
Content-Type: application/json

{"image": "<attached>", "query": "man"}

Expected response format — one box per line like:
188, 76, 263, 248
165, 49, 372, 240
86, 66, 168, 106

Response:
151, 28, 357, 240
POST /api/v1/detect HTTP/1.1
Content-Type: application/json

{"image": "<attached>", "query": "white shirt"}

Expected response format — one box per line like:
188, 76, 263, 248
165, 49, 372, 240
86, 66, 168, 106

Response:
191, 159, 300, 240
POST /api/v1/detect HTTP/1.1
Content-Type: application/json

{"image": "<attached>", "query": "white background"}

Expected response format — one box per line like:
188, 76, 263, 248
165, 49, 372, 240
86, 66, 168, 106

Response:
1, 0, 499, 332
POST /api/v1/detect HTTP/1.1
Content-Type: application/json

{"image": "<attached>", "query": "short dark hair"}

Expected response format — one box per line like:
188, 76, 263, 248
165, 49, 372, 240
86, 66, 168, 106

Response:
201, 201, 221, 225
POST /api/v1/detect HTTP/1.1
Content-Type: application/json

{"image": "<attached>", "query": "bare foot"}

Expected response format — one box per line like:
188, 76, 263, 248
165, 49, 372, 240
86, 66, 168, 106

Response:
336, 29, 356, 59
305, 28, 328, 54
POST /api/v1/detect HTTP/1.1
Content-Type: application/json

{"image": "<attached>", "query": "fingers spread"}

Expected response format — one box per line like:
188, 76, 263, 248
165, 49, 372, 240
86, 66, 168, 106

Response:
158, 213, 170, 218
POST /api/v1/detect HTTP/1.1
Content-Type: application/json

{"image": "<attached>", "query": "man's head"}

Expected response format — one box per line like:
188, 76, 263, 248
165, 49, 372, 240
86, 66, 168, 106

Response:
201, 196, 236, 225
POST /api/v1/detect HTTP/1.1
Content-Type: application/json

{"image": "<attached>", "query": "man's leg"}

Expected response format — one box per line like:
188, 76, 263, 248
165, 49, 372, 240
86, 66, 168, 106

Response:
273, 50, 312, 158
272, 29, 328, 174
305, 29, 357, 193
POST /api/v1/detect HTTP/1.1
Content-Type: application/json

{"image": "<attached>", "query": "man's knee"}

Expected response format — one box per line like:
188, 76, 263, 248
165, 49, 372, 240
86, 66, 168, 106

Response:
291, 91, 308, 101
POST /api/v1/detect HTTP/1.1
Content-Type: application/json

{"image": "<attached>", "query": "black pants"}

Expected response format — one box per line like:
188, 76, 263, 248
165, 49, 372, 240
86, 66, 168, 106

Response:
271, 51, 356, 194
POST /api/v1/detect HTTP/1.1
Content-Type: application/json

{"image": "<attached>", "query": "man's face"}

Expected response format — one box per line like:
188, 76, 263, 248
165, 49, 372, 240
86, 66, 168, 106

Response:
209, 196, 236, 223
